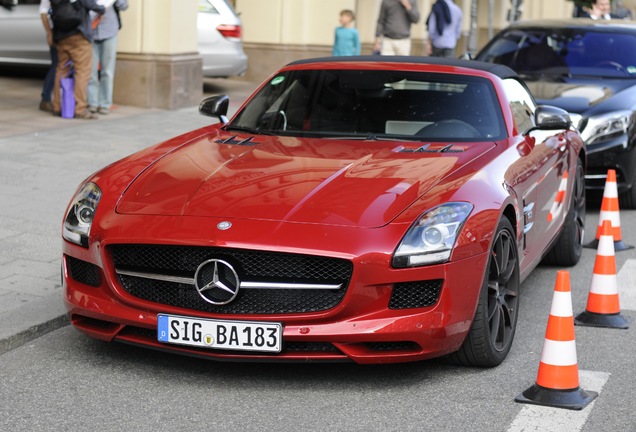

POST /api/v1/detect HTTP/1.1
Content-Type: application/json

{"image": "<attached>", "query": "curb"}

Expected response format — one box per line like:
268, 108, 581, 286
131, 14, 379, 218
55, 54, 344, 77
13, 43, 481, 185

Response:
0, 292, 69, 355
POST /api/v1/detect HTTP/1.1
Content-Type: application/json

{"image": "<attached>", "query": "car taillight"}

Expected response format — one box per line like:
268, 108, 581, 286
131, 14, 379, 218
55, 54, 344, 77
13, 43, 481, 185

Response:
217, 24, 242, 42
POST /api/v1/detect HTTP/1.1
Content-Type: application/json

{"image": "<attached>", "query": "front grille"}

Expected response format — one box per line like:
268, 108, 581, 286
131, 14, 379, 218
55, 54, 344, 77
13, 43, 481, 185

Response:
284, 342, 340, 352
388, 280, 443, 309
66, 256, 102, 287
110, 245, 353, 314
366, 342, 420, 352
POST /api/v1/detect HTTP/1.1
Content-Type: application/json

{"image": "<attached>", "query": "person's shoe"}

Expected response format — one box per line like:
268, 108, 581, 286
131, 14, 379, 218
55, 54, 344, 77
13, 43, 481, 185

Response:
75, 111, 99, 120
88, 106, 98, 113
39, 100, 54, 112
52, 111, 61, 117
97, 107, 110, 115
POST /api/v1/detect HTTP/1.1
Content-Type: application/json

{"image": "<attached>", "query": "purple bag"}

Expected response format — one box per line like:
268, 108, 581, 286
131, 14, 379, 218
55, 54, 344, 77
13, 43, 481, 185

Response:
61, 63, 75, 119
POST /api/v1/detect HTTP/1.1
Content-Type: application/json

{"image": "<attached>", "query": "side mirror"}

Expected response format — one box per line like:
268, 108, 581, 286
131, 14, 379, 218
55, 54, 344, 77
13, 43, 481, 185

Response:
199, 95, 229, 124
525, 105, 572, 134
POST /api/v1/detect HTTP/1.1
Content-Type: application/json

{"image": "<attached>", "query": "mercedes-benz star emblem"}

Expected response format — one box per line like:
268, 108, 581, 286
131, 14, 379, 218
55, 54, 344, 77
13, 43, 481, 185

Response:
217, 221, 232, 230
194, 259, 240, 305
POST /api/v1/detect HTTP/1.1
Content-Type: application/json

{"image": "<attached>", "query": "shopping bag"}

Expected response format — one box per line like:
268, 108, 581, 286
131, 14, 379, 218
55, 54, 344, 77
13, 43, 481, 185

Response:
60, 76, 75, 118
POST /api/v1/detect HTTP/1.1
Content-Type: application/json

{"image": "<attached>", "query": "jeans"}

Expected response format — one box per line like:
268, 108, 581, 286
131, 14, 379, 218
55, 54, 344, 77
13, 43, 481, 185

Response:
41, 45, 58, 102
88, 35, 118, 109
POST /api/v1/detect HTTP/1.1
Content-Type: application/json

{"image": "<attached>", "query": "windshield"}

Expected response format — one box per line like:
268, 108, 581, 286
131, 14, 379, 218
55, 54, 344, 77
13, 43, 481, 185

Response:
478, 28, 636, 79
228, 69, 506, 141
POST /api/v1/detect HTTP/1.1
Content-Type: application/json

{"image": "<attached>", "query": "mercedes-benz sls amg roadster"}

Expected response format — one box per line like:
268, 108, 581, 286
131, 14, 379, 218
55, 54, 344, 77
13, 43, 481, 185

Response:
62, 57, 586, 366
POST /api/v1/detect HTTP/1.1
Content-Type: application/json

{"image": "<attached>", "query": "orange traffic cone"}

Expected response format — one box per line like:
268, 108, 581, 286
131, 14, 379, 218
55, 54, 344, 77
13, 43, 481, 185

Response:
585, 169, 633, 251
547, 171, 568, 222
515, 270, 597, 410
576, 220, 629, 329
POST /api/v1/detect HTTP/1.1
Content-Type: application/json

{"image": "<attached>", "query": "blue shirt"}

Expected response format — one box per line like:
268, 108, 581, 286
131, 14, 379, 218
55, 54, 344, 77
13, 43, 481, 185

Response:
333, 27, 360, 56
427, 0, 462, 50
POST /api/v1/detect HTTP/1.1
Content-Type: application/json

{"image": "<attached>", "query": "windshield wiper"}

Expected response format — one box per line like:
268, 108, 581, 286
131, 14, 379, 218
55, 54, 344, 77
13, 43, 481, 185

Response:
371, 134, 428, 142
223, 125, 276, 135
324, 134, 428, 142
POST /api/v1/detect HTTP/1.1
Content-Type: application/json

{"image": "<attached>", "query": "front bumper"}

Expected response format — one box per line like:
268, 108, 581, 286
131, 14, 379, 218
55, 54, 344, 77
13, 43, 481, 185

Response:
584, 134, 636, 192
63, 240, 488, 364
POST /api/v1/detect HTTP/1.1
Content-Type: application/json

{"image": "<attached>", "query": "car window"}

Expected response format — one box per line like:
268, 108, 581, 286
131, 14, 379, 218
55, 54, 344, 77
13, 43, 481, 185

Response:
479, 28, 636, 79
502, 78, 535, 134
198, 0, 219, 14
229, 69, 507, 142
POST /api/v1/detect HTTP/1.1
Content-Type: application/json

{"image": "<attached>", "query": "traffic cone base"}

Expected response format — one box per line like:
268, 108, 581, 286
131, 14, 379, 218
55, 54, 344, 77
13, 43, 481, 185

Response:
584, 238, 634, 252
515, 384, 598, 411
575, 310, 629, 329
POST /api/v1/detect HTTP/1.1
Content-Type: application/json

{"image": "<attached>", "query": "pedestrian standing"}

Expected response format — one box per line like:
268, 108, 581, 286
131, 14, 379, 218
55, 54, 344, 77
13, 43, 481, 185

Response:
51, 0, 105, 120
426, 0, 463, 58
581, 0, 616, 19
333, 9, 360, 57
374, 0, 420, 56
38, 0, 56, 112
88, 0, 128, 115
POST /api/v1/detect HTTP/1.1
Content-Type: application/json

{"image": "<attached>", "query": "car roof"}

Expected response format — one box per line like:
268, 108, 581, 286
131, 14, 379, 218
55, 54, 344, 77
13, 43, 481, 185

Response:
504, 18, 636, 32
286, 56, 519, 80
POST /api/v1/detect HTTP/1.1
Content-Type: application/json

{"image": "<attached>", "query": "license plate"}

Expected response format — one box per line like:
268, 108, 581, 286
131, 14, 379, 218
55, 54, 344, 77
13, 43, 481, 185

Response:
157, 314, 282, 353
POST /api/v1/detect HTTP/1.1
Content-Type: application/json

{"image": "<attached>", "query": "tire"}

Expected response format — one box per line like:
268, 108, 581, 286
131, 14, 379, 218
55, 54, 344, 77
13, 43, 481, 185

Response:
619, 176, 636, 210
446, 218, 520, 367
542, 159, 585, 266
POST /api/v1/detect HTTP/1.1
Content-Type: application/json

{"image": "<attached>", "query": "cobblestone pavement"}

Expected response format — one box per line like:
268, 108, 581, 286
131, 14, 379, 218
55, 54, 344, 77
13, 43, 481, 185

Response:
0, 70, 256, 353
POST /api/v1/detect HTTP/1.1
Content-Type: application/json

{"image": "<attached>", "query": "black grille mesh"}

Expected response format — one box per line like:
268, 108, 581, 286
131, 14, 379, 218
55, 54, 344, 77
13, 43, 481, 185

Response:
66, 256, 102, 287
388, 280, 443, 309
110, 244, 351, 281
366, 342, 420, 352
110, 245, 353, 314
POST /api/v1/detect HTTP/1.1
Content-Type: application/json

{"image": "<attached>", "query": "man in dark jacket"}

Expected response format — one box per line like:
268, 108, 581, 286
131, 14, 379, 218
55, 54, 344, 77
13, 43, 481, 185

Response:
51, 0, 105, 119
374, 0, 420, 56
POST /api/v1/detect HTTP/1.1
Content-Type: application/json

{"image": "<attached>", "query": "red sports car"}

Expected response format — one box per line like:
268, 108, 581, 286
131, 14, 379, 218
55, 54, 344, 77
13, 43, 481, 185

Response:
62, 57, 586, 366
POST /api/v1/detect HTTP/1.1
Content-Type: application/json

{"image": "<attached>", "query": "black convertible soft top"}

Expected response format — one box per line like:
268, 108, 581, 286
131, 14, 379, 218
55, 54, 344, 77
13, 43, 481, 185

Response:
287, 56, 518, 80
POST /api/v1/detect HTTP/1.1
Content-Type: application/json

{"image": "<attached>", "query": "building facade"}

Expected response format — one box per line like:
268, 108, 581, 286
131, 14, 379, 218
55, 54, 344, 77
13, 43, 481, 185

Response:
233, 0, 632, 82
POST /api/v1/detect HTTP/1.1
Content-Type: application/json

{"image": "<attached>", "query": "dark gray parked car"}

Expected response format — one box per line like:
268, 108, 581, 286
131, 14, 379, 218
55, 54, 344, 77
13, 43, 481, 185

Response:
477, 19, 636, 208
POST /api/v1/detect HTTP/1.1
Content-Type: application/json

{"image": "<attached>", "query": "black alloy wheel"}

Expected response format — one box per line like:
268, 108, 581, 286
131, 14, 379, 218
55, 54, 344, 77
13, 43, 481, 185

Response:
486, 223, 520, 354
447, 218, 520, 367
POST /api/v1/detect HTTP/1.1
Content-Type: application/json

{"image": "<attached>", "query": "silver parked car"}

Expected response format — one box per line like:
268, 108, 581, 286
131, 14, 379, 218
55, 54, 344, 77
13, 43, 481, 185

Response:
0, 0, 248, 78
198, 0, 247, 77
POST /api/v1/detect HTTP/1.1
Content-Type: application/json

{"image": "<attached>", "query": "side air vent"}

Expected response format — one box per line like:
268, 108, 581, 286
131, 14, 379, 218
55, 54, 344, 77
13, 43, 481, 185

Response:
215, 135, 260, 146
396, 143, 464, 153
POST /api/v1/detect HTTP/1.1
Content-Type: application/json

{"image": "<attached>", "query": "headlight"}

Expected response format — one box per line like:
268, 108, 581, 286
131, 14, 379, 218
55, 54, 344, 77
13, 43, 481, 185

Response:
580, 110, 631, 145
392, 202, 473, 268
62, 182, 101, 247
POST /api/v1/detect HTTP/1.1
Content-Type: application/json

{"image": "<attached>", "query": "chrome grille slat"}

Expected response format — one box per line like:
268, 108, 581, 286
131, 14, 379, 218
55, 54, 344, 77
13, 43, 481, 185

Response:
115, 269, 343, 290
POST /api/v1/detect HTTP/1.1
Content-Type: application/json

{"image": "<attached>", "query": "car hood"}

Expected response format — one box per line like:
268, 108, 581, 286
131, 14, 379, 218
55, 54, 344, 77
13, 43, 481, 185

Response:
524, 76, 634, 113
116, 133, 495, 228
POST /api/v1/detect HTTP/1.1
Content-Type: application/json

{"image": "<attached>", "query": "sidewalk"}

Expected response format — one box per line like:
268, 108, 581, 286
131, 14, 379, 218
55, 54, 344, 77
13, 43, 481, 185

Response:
0, 71, 257, 354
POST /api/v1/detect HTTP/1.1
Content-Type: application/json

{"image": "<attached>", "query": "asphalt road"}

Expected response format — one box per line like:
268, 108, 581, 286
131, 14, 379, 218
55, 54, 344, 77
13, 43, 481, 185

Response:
1, 208, 635, 432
